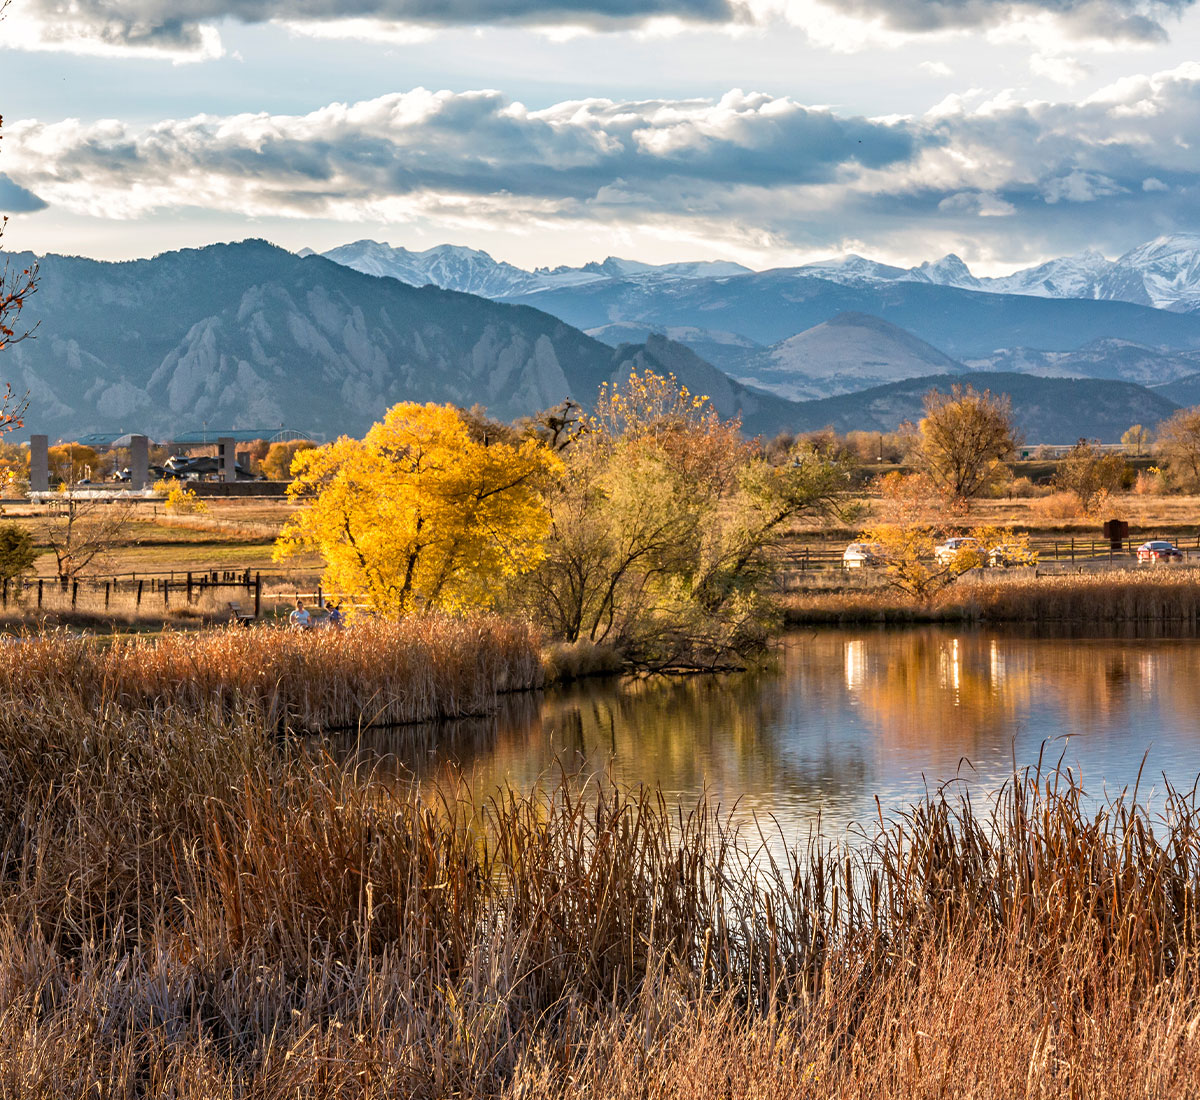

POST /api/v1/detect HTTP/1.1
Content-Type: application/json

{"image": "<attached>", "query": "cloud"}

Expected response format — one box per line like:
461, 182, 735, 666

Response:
5, 0, 1193, 55
825, 0, 1191, 44
0, 175, 47, 215
8, 0, 743, 57
6, 67, 1200, 265
1029, 52, 1089, 84
919, 61, 954, 76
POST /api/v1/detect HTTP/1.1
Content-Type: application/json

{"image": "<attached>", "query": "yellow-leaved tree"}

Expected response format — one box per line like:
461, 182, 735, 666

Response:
274, 402, 561, 617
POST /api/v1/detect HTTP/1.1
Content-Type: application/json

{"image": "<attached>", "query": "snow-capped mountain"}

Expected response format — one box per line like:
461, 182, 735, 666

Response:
986, 250, 1113, 299
802, 236, 1200, 312
905, 254, 982, 291
791, 254, 910, 286
1, 240, 813, 441
581, 257, 752, 280
320, 241, 752, 298
1095, 234, 1200, 312
319, 233, 1200, 313
319, 241, 557, 298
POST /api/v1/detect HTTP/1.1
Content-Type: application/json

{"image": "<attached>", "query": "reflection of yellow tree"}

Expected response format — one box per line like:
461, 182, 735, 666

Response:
851, 632, 1035, 760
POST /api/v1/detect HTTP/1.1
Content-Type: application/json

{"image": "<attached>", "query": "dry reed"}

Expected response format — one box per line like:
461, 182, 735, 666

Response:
0, 659, 1198, 1095
0, 615, 543, 730
783, 567, 1200, 625
953, 567, 1200, 622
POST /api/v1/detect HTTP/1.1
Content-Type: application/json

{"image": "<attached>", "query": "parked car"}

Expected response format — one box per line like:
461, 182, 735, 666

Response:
1137, 540, 1184, 563
988, 543, 1037, 567
934, 536, 981, 565
843, 542, 884, 568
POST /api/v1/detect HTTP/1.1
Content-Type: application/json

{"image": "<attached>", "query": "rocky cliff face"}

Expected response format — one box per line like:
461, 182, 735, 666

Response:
4, 241, 624, 440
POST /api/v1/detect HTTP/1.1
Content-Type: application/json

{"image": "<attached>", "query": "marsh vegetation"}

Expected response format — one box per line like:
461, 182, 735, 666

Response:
0, 649, 1196, 1096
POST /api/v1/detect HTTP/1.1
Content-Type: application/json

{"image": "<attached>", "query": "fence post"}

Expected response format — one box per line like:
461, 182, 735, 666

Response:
254, 573, 262, 619
37, 579, 42, 609
317, 584, 323, 608
136, 579, 143, 607
187, 572, 193, 604
105, 582, 110, 610
71, 581, 78, 608
164, 581, 169, 608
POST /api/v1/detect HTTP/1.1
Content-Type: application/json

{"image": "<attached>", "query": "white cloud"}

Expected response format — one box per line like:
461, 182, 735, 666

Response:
1042, 169, 1124, 202
9, 69, 1200, 265
1029, 52, 1089, 84
919, 60, 954, 76
3, 0, 1192, 56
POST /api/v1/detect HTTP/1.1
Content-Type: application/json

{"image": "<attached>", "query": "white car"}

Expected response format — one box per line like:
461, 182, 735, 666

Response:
843, 542, 884, 568
934, 536, 981, 565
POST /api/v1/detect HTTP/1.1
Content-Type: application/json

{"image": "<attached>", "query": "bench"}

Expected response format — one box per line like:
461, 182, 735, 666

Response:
228, 601, 256, 626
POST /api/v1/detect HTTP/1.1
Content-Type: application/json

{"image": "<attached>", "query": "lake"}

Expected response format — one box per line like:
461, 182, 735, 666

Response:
359, 626, 1200, 839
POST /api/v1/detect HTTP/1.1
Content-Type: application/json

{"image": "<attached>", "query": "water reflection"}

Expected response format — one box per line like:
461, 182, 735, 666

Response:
349, 627, 1200, 839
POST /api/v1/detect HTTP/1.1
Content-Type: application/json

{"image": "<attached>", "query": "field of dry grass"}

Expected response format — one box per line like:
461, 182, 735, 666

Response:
782, 565, 1200, 624
784, 491, 1200, 545
0, 648, 1197, 1096
0, 498, 318, 577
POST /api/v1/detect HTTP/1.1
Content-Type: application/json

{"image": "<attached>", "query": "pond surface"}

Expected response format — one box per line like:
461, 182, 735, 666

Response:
359, 627, 1200, 839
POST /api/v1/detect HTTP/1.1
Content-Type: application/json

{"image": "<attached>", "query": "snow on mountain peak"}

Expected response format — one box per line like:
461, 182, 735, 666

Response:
906, 253, 980, 289
317, 233, 1200, 313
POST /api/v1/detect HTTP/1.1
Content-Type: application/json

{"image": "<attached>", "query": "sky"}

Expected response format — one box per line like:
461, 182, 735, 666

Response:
1, 0, 1199, 273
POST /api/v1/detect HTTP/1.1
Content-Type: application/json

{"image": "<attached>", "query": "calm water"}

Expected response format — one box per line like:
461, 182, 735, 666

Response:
360, 627, 1200, 838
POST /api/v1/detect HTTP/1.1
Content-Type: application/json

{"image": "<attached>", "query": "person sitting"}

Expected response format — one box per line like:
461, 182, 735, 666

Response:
289, 597, 312, 630
326, 602, 344, 629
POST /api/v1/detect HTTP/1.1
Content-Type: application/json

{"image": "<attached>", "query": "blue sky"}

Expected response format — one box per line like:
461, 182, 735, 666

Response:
2, 0, 1199, 272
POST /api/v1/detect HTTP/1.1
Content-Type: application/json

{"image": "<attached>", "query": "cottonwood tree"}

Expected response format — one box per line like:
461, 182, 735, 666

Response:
523, 371, 858, 669
261, 439, 315, 481
1053, 439, 1126, 514
1156, 407, 1200, 490
274, 402, 560, 617
42, 496, 134, 581
911, 385, 1018, 504
1122, 424, 1151, 458
861, 523, 1033, 603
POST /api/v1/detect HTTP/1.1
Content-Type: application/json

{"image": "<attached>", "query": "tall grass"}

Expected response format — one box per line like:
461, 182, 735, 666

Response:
0, 615, 542, 730
783, 567, 1200, 624
955, 568, 1200, 622
0, 663, 1198, 1094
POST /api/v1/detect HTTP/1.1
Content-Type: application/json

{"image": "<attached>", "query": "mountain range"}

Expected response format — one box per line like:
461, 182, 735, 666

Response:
3, 237, 1196, 445
785, 373, 1180, 442
1, 241, 802, 441
321, 233, 1200, 313
318, 236, 1200, 402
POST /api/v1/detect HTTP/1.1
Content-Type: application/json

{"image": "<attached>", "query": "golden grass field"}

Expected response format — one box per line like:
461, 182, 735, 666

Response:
0, 628, 1197, 1096
0, 498, 319, 577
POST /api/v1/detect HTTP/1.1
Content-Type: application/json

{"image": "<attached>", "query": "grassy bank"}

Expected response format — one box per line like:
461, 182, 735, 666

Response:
0, 675, 1197, 1095
0, 616, 542, 729
783, 567, 1200, 625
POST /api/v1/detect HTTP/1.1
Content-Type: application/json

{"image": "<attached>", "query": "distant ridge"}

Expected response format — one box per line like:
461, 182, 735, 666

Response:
736, 312, 965, 400
321, 233, 1200, 314
0, 240, 810, 441
787, 372, 1181, 442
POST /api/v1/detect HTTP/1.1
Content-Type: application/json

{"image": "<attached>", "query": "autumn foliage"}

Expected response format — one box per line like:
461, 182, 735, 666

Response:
276, 401, 561, 617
